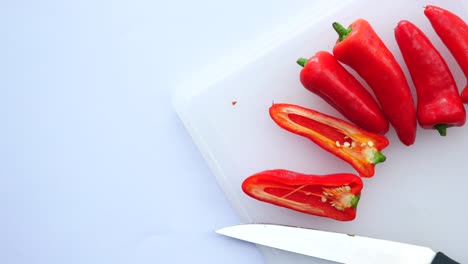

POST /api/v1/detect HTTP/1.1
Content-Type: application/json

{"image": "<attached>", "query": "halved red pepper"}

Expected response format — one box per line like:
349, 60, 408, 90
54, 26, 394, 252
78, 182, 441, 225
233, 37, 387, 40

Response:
332, 19, 417, 146
297, 51, 389, 134
394, 20, 466, 136
424, 5, 468, 103
270, 103, 389, 177
242, 169, 363, 221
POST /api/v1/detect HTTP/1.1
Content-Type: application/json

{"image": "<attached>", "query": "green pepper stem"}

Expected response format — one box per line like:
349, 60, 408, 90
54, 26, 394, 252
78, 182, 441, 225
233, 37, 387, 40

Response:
351, 195, 360, 208
296, 57, 307, 67
332, 22, 352, 42
372, 151, 386, 165
434, 124, 448, 136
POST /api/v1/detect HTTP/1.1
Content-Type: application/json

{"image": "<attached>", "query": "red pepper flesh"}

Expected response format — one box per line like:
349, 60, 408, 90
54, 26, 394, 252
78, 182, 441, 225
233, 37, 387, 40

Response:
297, 51, 389, 134
425, 5, 468, 104
332, 19, 417, 145
462, 88, 468, 103
242, 169, 363, 221
394, 20, 466, 136
270, 103, 389, 177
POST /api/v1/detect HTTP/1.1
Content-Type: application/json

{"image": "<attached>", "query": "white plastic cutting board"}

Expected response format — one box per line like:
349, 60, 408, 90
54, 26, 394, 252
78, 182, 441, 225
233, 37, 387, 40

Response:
173, 0, 468, 263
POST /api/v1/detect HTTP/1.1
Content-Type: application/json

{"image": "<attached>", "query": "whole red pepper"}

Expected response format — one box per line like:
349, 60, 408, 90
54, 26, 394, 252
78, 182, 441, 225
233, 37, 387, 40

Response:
242, 169, 363, 221
296, 51, 388, 134
332, 19, 417, 146
394, 20, 466, 136
424, 5, 468, 103
269, 103, 389, 177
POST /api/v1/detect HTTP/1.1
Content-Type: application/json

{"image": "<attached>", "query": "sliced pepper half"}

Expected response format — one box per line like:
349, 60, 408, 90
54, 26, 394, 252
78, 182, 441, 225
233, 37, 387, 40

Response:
242, 169, 363, 221
269, 103, 389, 177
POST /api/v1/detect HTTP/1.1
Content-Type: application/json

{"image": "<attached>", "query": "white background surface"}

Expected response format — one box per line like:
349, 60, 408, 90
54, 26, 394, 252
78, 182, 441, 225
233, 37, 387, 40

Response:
0, 0, 330, 263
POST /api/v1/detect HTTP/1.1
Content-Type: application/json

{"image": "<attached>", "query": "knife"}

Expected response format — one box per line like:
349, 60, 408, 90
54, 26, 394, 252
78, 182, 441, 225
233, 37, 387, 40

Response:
216, 224, 459, 264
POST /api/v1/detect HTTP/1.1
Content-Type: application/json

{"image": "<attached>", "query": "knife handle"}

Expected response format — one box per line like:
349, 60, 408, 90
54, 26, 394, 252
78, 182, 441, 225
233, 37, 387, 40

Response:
431, 252, 460, 264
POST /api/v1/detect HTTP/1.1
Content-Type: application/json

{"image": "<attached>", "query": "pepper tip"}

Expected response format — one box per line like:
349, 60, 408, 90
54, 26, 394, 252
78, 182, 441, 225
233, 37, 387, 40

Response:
296, 57, 307, 67
372, 151, 386, 165
434, 124, 448, 136
332, 22, 352, 41
351, 195, 360, 208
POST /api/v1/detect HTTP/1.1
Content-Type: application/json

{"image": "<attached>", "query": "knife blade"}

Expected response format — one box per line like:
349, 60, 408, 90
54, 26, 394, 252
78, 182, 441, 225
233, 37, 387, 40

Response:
216, 224, 459, 264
